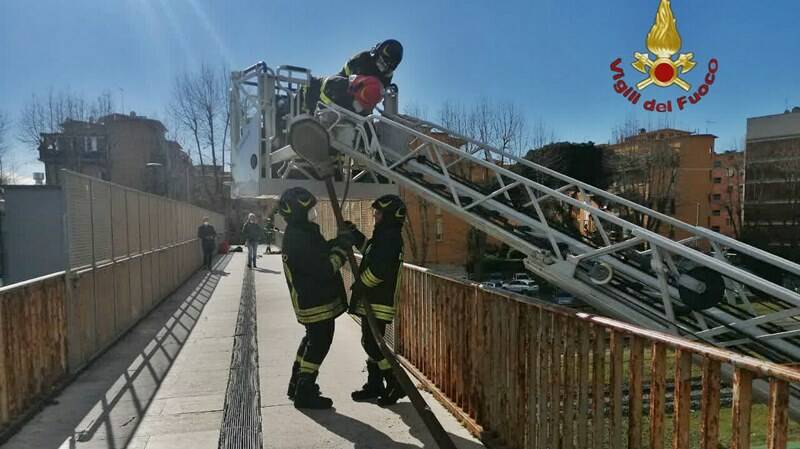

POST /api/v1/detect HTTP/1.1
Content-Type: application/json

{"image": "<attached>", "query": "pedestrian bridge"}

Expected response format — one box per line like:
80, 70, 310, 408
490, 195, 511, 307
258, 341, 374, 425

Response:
1, 248, 798, 448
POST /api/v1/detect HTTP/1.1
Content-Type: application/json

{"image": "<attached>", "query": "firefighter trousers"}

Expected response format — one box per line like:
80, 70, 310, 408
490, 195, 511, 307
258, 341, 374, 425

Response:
360, 318, 391, 371
296, 319, 335, 374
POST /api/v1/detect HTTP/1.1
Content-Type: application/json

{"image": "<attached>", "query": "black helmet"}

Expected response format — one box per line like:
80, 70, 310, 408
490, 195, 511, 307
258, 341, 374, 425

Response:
371, 39, 403, 72
372, 194, 406, 225
278, 187, 317, 221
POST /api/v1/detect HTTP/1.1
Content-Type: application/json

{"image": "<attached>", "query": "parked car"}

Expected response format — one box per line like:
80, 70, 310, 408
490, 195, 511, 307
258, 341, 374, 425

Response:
512, 272, 532, 281
502, 279, 540, 295
552, 289, 582, 307
479, 280, 504, 290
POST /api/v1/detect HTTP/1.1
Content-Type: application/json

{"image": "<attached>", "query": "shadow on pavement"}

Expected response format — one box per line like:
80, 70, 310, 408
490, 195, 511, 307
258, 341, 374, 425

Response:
299, 401, 485, 449
5, 255, 233, 449
299, 407, 420, 449
389, 401, 486, 449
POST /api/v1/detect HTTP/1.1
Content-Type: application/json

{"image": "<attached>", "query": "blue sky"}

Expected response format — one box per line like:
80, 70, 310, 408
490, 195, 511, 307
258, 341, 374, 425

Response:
1, 0, 799, 181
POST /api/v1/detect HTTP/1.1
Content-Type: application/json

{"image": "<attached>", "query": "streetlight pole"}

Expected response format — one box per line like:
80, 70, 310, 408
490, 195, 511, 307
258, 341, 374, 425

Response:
146, 162, 165, 196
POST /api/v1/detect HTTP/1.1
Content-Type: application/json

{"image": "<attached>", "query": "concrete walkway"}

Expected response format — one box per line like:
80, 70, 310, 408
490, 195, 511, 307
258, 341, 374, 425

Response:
1, 249, 484, 449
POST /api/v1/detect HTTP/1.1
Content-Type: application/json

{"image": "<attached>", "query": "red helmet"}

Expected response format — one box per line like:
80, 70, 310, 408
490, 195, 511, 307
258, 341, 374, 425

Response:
348, 75, 384, 109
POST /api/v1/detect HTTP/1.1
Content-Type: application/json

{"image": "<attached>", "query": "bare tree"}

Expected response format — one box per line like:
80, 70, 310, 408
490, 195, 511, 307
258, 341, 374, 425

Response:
17, 88, 115, 149
0, 111, 10, 182
92, 90, 114, 119
611, 114, 643, 144
493, 101, 527, 159
169, 64, 230, 207
607, 138, 680, 233
403, 102, 429, 120
528, 118, 556, 152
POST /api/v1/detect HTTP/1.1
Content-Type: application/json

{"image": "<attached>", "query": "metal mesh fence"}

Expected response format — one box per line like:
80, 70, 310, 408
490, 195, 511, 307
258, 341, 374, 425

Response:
64, 175, 93, 269
62, 170, 225, 268
60, 170, 225, 372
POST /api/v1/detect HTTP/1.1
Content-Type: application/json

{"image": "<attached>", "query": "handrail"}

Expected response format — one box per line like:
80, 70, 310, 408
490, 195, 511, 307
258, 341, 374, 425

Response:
398, 260, 800, 384
386, 259, 799, 448
0, 271, 66, 295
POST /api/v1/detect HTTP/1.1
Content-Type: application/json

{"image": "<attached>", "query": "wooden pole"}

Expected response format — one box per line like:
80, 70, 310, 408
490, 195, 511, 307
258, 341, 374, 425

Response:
323, 179, 457, 449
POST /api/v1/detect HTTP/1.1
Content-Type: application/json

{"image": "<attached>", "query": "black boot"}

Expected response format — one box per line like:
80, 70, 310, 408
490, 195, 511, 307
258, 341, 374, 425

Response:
351, 361, 384, 402
288, 362, 321, 400
377, 370, 407, 406
287, 362, 300, 399
294, 373, 333, 410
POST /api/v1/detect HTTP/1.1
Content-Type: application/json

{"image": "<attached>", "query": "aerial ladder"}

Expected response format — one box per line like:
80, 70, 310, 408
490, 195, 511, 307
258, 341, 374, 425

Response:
230, 61, 800, 414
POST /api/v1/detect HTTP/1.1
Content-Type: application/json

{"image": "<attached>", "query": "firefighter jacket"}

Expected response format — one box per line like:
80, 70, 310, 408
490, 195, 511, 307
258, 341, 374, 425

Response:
300, 76, 370, 116
319, 76, 374, 116
281, 220, 349, 324
351, 222, 404, 323
338, 51, 393, 87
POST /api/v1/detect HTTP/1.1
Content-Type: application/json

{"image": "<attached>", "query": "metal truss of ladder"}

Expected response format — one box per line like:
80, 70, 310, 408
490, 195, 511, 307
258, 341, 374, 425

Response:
313, 103, 800, 365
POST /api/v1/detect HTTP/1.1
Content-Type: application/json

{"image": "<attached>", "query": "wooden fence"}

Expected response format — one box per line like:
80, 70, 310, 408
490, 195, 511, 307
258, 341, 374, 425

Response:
392, 263, 799, 449
0, 273, 67, 431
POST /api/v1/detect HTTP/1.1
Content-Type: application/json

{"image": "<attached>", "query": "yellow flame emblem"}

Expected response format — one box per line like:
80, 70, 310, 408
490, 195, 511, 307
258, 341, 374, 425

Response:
632, 0, 696, 91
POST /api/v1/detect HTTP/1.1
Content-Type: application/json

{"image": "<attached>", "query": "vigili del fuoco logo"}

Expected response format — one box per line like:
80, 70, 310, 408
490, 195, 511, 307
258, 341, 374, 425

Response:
610, 0, 718, 112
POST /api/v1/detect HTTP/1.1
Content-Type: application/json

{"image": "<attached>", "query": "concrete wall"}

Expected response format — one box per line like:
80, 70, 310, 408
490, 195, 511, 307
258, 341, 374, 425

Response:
1, 186, 66, 285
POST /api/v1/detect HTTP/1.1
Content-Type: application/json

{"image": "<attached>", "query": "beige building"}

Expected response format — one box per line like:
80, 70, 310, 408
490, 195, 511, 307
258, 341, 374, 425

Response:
604, 129, 716, 239
38, 112, 193, 201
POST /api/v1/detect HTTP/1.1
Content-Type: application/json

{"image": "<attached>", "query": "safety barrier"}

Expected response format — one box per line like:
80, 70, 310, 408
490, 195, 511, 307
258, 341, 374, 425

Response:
0, 273, 67, 431
61, 171, 225, 371
392, 262, 799, 449
0, 172, 224, 435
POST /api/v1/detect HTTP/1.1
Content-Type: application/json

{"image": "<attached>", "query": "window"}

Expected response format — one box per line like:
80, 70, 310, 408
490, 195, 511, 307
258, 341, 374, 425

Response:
712, 210, 721, 216
712, 194, 722, 201
713, 160, 722, 168
713, 177, 722, 184
435, 217, 443, 242
711, 226, 721, 232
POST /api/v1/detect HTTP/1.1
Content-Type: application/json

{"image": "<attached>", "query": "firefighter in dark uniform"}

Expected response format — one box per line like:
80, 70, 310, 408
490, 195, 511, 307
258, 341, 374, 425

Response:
279, 187, 351, 409
301, 74, 384, 116
338, 39, 404, 88
348, 194, 407, 406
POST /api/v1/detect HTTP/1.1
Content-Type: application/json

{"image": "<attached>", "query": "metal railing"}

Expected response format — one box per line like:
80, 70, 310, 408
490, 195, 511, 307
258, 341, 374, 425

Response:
391, 262, 799, 449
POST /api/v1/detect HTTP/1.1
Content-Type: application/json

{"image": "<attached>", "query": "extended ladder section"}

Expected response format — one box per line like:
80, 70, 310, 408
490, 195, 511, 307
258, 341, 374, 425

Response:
313, 103, 800, 366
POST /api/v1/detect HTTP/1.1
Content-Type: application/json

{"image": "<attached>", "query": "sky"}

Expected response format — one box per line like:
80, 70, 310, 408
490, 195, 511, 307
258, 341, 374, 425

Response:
1, 0, 799, 183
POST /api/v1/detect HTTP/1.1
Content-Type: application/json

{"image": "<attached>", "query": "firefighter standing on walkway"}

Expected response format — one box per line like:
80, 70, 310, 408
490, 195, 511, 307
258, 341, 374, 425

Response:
347, 194, 408, 406
279, 187, 352, 409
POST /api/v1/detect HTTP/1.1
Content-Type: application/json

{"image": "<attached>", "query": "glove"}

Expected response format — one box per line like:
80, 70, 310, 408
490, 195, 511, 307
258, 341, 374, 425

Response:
339, 221, 366, 249
348, 279, 366, 314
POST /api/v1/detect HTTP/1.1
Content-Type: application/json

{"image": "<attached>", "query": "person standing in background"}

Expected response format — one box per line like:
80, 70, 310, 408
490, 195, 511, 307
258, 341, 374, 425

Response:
264, 215, 276, 254
197, 217, 217, 271
242, 213, 261, 269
